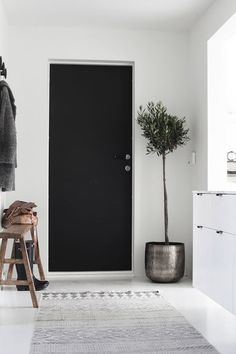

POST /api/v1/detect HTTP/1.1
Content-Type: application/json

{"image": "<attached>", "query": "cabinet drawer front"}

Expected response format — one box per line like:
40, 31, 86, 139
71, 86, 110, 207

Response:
210, 230, 235, 312
193, 193, 215, 228
193, 226, 235, 313
193, 193, 236, 234
193, 226, 214, 292
214, 194, 236, 235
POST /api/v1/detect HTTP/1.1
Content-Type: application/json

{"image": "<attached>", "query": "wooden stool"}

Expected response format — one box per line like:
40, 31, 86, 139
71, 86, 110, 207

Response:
0, 225, 45, 308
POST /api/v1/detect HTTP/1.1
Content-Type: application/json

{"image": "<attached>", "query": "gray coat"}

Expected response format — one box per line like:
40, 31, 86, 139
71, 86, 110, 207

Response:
0, 80, 17, 191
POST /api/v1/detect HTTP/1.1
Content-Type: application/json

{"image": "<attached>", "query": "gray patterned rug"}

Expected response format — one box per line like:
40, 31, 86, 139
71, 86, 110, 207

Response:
30, 291, 218, 353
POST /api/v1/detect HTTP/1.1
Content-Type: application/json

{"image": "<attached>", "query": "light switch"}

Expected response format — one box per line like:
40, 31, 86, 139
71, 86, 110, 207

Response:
191, 151, 196, 165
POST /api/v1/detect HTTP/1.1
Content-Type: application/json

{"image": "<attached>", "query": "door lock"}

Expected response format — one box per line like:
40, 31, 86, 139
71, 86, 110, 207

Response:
125, 165, 131, 172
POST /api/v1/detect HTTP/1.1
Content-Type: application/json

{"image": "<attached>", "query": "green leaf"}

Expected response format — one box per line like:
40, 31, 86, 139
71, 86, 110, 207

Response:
137, 101, 189, 156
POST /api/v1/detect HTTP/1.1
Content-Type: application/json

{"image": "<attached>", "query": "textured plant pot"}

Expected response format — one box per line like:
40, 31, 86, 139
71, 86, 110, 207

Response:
145, 242, 185, 283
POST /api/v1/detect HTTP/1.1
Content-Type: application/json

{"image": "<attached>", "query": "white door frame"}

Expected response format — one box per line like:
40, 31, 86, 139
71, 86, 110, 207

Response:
47, 59, 135, 279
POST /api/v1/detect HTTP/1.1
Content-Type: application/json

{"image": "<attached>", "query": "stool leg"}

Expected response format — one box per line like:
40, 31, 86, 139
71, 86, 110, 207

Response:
19, 238, 38, 308
37, 256, 45, 281
7, 241, 15, 281
31, 227, 45, 281
0, 238, 8, 281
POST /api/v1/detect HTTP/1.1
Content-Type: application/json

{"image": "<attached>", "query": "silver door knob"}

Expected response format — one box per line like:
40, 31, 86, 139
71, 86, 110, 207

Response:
125, 165, 131, 172
125, 154, 131, 160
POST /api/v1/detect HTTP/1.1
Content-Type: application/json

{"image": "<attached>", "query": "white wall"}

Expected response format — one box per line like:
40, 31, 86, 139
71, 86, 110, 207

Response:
208, 13, 236, 190
6, 26, 193, 277
0, 0, 7, 56
3, 0, 236, 280
189, 0, 236, 191
0, 0, 7, 215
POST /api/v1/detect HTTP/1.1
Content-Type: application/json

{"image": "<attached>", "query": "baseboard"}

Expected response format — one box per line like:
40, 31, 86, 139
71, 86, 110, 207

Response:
46, 271, 134, 281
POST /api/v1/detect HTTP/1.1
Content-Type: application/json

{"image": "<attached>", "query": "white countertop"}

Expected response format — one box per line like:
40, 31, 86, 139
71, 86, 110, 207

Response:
192, 191, 236, 195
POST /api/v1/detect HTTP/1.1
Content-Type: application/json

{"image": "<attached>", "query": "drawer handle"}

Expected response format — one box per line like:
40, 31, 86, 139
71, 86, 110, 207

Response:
197, 225, 203, 229
197, 193, 203, 196
216, 230, 223, 234
216, 193, 223, 196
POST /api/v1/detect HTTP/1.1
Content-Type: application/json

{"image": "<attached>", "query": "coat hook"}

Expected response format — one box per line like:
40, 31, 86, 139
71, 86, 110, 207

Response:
1, 68, 7, 79
0, 58, 7, 78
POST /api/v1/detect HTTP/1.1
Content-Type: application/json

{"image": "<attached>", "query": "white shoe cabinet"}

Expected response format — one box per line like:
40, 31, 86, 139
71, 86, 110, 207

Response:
193, 192, 236, 315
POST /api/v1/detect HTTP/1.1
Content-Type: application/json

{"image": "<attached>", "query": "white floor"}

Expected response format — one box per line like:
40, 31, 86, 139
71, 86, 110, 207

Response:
0, 277, 236, 354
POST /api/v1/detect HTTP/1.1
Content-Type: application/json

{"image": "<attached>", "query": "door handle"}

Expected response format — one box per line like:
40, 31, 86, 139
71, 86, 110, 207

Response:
216, 230, 223, 234
113, 153, 131, 161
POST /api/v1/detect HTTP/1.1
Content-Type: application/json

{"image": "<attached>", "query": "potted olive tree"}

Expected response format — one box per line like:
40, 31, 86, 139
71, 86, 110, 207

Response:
137, 101, 189, 282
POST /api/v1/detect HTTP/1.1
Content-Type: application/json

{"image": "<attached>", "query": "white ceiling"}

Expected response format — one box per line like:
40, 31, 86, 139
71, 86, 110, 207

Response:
3, 0, 216, 30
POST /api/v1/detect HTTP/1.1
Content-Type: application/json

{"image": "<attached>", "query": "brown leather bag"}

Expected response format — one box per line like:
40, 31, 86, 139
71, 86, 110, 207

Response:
2, 200, 38, 229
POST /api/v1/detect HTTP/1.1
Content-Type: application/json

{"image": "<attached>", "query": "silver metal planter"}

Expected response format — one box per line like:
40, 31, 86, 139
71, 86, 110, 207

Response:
145, 242, 185, 283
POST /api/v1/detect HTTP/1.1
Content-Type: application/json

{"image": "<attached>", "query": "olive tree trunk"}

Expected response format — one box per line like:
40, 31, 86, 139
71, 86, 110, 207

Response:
162, 153, 169, 245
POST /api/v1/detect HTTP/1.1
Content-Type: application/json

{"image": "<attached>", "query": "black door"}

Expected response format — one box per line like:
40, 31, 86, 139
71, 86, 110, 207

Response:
49, 63, 132, 271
